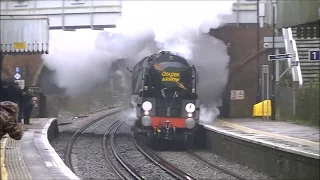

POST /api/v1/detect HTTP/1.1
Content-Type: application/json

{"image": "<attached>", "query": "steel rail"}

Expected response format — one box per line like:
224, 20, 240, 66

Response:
186, 150, 248, 180
104, 121, 145, 180
133, 138, 196, 180
64, 106, 122, 172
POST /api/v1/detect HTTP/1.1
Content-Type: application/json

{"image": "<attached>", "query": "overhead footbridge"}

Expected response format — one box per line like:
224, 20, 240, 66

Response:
0, 0, 273, 30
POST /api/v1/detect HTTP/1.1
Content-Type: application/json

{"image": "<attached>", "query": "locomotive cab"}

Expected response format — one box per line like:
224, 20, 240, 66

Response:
131, 51, 200, 145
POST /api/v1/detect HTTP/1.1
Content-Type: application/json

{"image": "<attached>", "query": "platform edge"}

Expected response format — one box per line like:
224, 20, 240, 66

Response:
202, 124, 320, 160
40, 118, 81, 180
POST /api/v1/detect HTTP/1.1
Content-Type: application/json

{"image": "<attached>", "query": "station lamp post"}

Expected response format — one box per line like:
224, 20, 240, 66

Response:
271, 0, 276, 120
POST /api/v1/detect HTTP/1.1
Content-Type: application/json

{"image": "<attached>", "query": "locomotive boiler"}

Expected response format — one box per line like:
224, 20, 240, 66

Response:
130, 51, 201, 146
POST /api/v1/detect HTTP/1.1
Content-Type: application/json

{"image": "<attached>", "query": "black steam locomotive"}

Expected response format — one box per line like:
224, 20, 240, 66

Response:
130, 51, 201, 146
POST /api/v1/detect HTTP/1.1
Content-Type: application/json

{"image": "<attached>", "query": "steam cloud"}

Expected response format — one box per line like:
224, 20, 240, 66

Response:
42, 1, 235, 124
96, 1, 234, 60
96, 1, 235, 124
42, 30, 119, 97
192, 35, 230, 124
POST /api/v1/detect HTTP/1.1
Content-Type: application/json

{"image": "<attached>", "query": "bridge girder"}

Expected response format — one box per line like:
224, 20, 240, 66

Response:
1, 0, 276, 30
0, 0, 121, 30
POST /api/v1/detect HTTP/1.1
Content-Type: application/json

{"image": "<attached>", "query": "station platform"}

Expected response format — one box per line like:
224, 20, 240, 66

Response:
0, 118, 79, 180
203, 118, 319, 159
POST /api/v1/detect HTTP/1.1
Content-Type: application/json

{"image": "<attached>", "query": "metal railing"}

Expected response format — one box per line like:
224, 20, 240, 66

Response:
282, 27, 303, 86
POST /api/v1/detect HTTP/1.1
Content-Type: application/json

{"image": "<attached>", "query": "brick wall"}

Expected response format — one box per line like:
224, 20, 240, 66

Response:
2, 55, 43, 86
210, 25, 274, 118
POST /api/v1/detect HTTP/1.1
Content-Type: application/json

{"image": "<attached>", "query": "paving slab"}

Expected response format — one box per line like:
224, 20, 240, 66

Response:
0, 118, 80, 180
221, 118, 319, 142
202, 118, 320, 159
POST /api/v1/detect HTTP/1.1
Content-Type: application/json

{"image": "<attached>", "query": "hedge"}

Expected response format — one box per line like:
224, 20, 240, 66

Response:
295, 82, 320, 126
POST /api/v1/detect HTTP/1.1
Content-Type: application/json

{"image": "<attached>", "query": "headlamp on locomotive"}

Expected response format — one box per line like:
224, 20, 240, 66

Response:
131, 51, 200, 145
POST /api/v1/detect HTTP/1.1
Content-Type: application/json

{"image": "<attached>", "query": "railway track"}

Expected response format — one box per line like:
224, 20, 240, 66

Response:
64, 107, 122, 171
64, 107, 145, 180
64, 107, 246, 180
103, 120, 196, 180
133, 137, 197, 180
103, 120, 145, 180
133, 136, 247, 180
186, 150, 247, 180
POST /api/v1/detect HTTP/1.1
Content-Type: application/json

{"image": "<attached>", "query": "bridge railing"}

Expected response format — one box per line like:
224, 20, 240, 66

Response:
282, 27, 303, 87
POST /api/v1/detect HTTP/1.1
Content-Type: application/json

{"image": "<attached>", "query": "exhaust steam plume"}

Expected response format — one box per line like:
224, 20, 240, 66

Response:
96, 1, 235, 60
41, 1, 235, 125
42, 30, 119, 98
96, 1, 235, 124
191, 35, 230, 124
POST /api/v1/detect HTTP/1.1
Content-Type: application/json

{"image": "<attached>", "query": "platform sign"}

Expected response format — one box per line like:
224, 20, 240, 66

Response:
263, 36, 284, 42
268, 53, 293, 61
263, 36, 285, 49
29, 86, 41, 93
309, 50, 320, 61
14, 73, 21, 80
15, 67, 20, 73
231, 90, 244, 100
14, 80, 25, 89
291, 61, 300, 67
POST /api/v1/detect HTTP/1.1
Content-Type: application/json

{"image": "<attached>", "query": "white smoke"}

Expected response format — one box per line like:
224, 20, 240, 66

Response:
115, 70, 127, 91
191, 35, 230, 124
42, 1, 235, 124
121, 108, 137, 126
42, 30, 119, 97
200, 104, 221, 125
95, 30, 154, 59
95, 1, 235, 60
95, 1, 234, 124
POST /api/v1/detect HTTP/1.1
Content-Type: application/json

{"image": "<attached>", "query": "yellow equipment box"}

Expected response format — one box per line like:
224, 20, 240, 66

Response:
252, 100, 272, 117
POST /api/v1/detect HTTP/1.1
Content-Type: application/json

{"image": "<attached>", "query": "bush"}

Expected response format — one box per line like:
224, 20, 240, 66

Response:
295, 82, 320, 126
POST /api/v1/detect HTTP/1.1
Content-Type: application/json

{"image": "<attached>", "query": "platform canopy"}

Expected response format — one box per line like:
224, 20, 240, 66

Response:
276, 0, 320, 28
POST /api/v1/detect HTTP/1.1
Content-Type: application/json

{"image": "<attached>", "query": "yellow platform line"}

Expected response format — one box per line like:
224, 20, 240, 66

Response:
218, 119, 319, 146
1, 138, 8, 180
